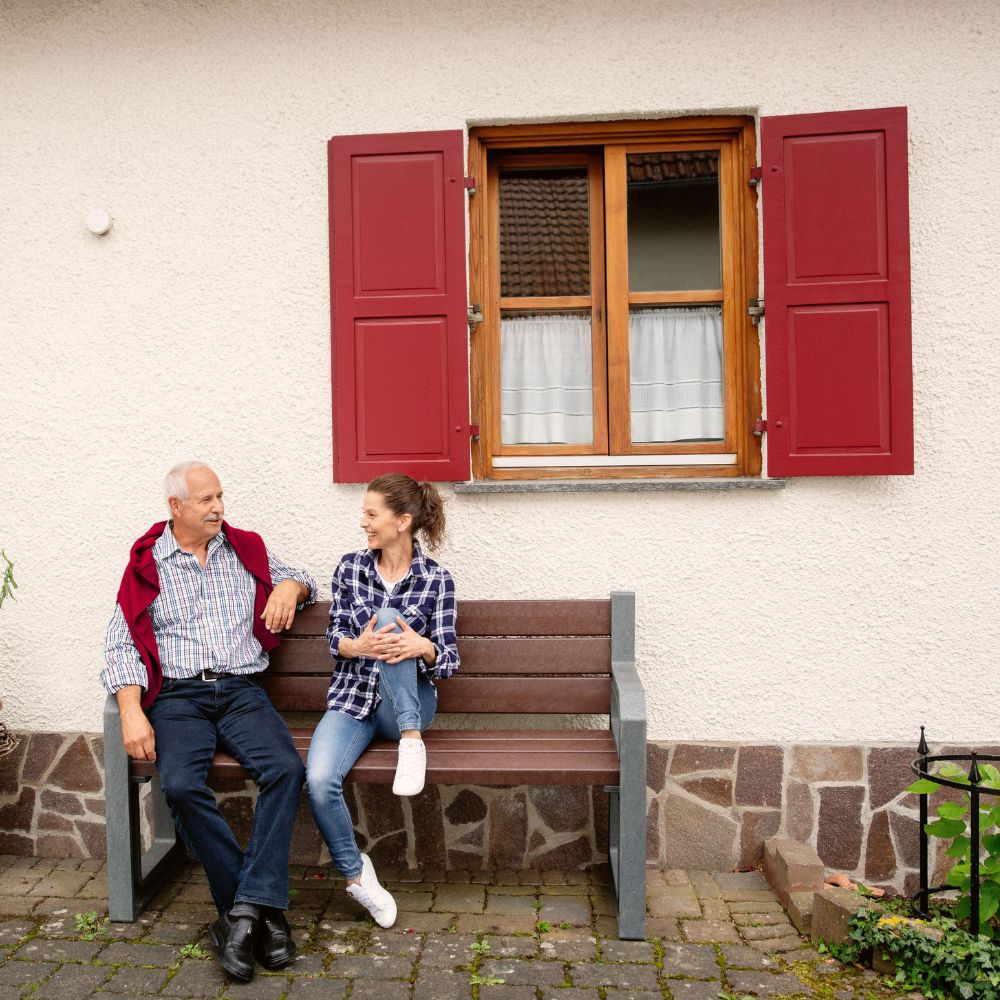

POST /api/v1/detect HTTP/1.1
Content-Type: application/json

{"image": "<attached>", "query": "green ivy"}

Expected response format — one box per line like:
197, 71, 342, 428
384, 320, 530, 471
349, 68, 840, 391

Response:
907, 763, 1000, 934
837, 906, 1000, 999
0, 551, 16, 610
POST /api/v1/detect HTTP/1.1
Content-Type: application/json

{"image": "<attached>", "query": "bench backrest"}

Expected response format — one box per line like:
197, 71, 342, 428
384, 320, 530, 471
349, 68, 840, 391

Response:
264, 599, 613, 715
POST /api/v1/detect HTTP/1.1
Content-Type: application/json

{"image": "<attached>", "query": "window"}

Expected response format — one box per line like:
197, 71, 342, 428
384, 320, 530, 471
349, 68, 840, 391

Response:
468, 118, 761, 480
327, 109, 912, 483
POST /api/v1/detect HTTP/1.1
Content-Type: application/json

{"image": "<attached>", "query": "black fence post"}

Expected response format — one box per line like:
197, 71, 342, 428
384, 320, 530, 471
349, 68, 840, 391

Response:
970, 753, 982, 937
918, 726, 929, 916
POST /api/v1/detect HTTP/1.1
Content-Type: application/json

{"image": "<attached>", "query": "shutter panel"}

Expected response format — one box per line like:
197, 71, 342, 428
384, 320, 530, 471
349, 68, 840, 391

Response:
761, 107, 913, 476
329, 130, 470, 483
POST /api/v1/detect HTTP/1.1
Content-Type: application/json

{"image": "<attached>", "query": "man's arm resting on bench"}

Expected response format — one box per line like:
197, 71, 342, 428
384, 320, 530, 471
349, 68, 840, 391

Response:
115, 686, 156, 762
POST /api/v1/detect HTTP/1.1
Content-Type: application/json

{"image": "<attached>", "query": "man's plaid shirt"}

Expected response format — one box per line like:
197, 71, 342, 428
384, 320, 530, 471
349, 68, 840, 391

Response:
326, 546, 459, 719
101, 526, 316, 694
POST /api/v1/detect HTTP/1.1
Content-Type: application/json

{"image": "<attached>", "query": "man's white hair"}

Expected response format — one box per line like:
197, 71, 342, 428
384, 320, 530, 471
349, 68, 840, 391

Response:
164, 461, 213, 512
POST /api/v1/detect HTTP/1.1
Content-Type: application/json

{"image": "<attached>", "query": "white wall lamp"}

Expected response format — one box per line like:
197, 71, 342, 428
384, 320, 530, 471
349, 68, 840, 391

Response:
85, 208, 112, 236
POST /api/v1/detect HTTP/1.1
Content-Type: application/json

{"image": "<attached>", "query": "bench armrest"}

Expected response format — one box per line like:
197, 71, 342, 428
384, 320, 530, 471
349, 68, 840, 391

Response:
609, 591, 646, 765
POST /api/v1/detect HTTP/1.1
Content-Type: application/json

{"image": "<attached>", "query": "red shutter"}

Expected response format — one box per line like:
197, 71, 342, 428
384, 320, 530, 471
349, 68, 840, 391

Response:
329, 130, 470, 483
761, 107, 913, 476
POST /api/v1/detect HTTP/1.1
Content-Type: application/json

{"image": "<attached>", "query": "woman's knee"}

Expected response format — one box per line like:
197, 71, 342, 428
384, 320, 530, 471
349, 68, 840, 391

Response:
306, 758, 346, 807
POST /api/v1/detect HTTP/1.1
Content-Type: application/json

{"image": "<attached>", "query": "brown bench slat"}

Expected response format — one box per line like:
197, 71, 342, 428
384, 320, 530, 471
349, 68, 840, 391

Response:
284, 600, 612, 638
261, 675, 612, 714
269, 636, 612, 675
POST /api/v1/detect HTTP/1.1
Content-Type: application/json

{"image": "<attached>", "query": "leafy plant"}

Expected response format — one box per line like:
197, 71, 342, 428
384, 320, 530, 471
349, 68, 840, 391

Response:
0, 551, 15, 609
907, 762, 1000, 933
470, 972, 505, 986
535, 919, 551, 933
75, 910, 104, 940
470, 939, 492, 954
180, 943, 208, 959
558, 920, 573, 929
834, 906, 1000, 999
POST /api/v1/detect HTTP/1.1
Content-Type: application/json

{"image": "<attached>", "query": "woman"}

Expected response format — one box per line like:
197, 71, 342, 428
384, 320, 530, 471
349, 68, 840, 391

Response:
306, 474, 459, 928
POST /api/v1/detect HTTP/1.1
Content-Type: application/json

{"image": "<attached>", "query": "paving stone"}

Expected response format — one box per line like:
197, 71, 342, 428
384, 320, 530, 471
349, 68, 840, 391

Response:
539, 934, 598, 961
479, 987, 537, 1000
433, 884, 486, 912
733, 910, 790, 926
666, 981, 726, 1000
369, 929, 422, 957
645, 917, 682, 940
485, 893, 537, 916
728, 900, 784, 914
412, 967, 470, 999
0, 919, 34, 945
720, 944, 781, 969
741, 921, 795, 941
570, 962, 660, 989
0, 960, 59, 992
15, 937, 105, 962
752, 935, 807, 955
394, 890, 434, 912
282, 952, 328, 975
0, 895, 40, 915
719, 889, 778, 903
605, 992, 663, 1000
540, 990, 600, 1000
30, 962, 110, 998
28, 872, 93, 897
591, 892, 617, 916
699, 900, 730, 920
35, 897, 107, 916
421, 933, 477, 968
101, 964, 173, 993
326, 953, 413, 979
539, 882, 589, 895
99, 941, 181, 966
219, 973, 292, 999
648, 895, 701, 919
714, 871, 770, 891
159, 959, 229, 995
99, 919, 153, 940
485, 935, 538, 958
454, 913, 537, 934
0, 874, 43, 895
682, 919, 741, 943
284, 979, 349, 1000
480, 957, 567, 985
144, 919, 208, 944
726, 969, 814, 995
600, 939, 656, 963
538, 896, 591, 925
348, 980, 412, 1000
661, 942, 720, 979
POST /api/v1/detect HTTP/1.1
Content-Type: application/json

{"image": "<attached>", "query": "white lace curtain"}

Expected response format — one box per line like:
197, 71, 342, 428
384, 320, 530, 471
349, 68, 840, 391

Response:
500, 307, 723, 445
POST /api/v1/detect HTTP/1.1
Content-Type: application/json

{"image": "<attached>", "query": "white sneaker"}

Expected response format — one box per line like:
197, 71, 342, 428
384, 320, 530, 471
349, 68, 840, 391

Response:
346, 854, 397, 928
393, 737, 426, 796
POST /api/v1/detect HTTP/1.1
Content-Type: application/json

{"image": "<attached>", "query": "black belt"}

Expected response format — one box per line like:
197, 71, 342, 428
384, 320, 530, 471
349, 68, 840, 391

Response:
198, 669, 227, 681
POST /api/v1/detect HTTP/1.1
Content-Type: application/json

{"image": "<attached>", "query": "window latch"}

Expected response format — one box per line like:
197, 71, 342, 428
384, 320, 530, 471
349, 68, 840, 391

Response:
753, 419, 767, 437
467, 303, 483, 335
747, 298, 764, 325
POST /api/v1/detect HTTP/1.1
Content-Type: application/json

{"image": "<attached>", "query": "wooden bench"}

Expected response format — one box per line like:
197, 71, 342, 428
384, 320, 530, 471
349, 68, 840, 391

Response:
104, 591, 647, 938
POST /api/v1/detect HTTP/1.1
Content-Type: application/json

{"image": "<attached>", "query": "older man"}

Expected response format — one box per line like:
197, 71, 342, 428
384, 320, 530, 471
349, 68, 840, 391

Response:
101, 461, 316, 982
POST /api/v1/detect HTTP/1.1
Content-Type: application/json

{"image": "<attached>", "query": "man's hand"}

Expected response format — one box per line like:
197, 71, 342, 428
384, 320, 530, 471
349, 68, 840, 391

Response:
262, 580, 309, 633
115, 686, 156, 761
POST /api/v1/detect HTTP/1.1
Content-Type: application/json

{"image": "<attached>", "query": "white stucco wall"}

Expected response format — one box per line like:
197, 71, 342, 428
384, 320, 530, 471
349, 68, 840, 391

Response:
1, 0, 997, 741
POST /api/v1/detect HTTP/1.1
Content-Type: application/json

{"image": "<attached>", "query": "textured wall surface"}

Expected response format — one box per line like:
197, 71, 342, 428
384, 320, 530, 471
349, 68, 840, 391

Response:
0, 1, 998, 739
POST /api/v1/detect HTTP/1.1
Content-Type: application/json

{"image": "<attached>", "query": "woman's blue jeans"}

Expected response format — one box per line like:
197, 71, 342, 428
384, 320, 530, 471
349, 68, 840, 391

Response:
306, 612, 436, 879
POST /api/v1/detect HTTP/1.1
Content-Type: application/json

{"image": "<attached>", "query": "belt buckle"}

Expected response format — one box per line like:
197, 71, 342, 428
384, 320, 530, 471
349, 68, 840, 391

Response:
200, 670, 219, 682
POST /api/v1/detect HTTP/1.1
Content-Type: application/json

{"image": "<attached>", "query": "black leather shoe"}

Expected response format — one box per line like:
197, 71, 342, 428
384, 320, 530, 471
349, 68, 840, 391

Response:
256, 908, 296, 969
209, 913, 257, 982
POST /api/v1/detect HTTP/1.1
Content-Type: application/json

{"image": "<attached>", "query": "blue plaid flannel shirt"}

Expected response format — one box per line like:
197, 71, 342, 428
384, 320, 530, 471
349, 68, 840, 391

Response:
326, 546, 459, 719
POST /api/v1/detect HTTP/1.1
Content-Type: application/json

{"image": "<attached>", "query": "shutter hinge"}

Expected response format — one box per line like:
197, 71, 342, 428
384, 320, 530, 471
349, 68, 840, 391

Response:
747, 298, 764, 325
749, 166, 763, 187
467, 303, 483, 334
469, 424, 480, 440
753, 419, 767, 438
464, 177, 476, 194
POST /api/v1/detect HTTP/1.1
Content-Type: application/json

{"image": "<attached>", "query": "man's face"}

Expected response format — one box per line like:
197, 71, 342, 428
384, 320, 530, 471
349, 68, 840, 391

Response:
170, 467, 225, 543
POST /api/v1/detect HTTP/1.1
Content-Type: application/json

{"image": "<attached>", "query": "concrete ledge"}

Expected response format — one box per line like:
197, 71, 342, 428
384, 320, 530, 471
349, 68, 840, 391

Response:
810, 886, 881, 947
787, 890, 815, 937
454, 478, 786, 494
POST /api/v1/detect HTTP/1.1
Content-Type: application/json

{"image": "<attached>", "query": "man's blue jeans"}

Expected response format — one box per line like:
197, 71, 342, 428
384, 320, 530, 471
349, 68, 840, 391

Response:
147, 674, 305, 915
306, 636, 436, 879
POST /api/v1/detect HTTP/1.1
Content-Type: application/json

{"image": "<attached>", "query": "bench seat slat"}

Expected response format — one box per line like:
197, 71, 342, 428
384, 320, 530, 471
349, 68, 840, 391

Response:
270, 636, 613, 675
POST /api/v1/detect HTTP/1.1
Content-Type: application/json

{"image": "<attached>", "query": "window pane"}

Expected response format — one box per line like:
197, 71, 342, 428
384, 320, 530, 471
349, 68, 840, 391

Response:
627, 152, 721, 291
501, 313, 593, 445
499, 169, 590, 297
630, 306, 723, 442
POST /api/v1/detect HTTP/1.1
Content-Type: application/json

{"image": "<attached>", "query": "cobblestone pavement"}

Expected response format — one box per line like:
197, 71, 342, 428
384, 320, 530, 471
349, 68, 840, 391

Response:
0, 855, 905, 999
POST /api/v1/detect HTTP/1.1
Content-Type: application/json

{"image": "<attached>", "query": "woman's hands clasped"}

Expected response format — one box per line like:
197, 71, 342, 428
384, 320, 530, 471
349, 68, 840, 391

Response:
351, 615, 435, 665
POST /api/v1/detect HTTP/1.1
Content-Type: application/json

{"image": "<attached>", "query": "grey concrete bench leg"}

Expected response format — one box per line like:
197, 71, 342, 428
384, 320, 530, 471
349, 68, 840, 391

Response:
104, 694, 187, 921
610, 591, 647, 940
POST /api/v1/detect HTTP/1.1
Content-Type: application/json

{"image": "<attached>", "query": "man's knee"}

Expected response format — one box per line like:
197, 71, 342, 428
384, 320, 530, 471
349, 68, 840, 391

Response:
159, 768, 208, 809
264, 749, 305, 792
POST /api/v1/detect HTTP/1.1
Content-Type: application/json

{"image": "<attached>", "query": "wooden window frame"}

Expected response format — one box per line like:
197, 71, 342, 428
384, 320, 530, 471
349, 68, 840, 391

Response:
468, 117, 761, 481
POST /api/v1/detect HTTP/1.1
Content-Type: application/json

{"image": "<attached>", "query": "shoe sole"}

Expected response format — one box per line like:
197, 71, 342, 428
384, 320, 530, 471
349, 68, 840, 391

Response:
209, 921, 254, 982
257, 944, 296, 970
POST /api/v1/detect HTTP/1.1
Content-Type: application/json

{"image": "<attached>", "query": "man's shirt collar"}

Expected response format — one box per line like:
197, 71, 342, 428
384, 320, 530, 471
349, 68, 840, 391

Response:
154, 522, 227, 564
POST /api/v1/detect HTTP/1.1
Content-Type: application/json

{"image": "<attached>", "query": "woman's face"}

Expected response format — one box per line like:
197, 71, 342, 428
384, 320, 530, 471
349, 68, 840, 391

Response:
360, 491, 410, 550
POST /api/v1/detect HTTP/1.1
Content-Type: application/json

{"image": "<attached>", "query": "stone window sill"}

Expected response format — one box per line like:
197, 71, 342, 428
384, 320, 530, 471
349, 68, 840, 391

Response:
453, 478, 786, 494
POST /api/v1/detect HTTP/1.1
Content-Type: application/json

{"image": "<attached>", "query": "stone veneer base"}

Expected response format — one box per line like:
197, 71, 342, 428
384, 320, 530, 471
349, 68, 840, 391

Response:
0, 733, 971, 893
